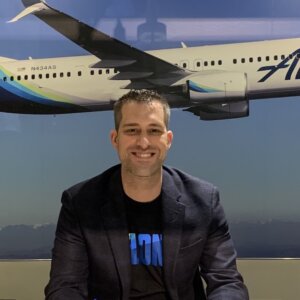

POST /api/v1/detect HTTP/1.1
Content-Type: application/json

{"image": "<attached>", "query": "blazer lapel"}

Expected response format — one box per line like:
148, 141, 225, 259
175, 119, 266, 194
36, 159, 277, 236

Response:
162, 169, 185, 300
100, 170, 131, 300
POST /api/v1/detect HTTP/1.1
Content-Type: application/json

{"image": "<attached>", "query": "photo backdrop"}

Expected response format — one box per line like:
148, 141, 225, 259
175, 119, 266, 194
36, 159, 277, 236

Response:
1, 0, 300, 258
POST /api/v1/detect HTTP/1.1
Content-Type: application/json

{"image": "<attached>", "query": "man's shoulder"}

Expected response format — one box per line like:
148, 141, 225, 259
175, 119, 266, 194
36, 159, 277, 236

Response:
163, 165, 215, 191
163, 165, 218, 205
64, 164, 121, 199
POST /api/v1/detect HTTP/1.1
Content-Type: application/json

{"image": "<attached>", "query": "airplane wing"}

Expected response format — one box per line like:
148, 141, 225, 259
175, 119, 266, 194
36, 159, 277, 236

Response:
7, 0, 250, 121
10, 0, 189, 90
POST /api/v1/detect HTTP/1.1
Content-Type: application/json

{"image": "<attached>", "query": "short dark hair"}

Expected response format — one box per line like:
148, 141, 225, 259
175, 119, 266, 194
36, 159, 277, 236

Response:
113, 90, 170, 130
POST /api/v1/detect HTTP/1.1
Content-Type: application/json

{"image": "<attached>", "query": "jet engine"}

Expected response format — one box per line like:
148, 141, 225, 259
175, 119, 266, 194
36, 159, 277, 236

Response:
184, 101, 249, 120
186, 71, 247, 104
182, 71, 249, 120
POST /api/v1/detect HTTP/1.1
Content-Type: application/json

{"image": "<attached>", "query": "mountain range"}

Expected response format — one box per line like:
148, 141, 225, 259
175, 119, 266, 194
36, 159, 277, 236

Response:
0, 220, 299, 259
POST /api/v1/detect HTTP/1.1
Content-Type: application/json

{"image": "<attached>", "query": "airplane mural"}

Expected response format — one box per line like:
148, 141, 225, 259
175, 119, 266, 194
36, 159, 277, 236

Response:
1, 0, 300, 120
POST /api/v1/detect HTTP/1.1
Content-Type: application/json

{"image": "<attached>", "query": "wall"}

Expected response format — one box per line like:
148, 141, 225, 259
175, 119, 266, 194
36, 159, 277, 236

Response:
0, 259, 299, 300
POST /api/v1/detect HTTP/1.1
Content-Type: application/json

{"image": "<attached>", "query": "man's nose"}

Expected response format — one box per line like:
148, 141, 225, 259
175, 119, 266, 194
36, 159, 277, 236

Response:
136, 134, 150, 149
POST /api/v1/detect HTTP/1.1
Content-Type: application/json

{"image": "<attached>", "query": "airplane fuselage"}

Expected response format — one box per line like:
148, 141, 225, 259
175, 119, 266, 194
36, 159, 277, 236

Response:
1, 37, 300, 114
152, 37, 300, 99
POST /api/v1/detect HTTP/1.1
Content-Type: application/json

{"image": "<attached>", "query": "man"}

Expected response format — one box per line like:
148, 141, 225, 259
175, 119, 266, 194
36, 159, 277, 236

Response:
45, 90, 249, 300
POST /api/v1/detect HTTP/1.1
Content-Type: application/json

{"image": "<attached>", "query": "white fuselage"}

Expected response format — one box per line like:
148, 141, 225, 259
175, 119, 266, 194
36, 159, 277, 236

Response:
1, 37, 300, 112
151, 38, 300, 98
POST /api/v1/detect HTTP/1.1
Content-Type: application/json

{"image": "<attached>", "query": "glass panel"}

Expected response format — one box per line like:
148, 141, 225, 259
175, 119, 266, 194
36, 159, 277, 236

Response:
1, 0, 300, 259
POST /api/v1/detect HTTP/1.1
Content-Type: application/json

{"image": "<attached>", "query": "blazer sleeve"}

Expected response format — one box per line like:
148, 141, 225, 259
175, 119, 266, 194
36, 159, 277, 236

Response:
199, 187, 249, 300
44, 190, 89, 300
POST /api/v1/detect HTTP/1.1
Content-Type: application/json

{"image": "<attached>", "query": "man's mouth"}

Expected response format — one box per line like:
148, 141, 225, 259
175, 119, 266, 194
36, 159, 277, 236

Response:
132, 152, 155, 158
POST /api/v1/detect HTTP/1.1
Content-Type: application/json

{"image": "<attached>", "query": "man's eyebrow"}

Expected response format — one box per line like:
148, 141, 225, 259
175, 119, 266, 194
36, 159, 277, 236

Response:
148, 124, 165, 130
122, 123, 164, 128
148, 123, 164, 127
122, 123, 139, 127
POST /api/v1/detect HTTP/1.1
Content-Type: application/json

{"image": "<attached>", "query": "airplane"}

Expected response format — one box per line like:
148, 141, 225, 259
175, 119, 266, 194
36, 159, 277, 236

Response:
1, 0, 300, 120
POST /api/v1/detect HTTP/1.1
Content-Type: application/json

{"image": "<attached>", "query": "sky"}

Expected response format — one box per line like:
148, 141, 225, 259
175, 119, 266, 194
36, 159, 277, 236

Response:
1, 0, 300, 226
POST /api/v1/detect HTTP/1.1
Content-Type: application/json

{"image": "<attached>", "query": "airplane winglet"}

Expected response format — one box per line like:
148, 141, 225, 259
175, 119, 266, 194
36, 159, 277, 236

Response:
181, 42, 188, 48
7, 1, 47, 23
22, 0, 46, 8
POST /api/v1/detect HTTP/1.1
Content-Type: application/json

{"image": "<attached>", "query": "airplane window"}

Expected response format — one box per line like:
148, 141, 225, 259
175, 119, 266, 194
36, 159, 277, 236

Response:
281, 54, 285, 59
274, 55, 278, 60
78, 71, 82, 76
211, 61, 215, 66
53, 73, 57, 78
90, 70, 94, 75
289, 54, 293, 59
241, 58, 245, 63
204, 61, 208, 67
183, 63, 187, 68
266, 56, 270, 61
60, 72, 64, 78
218, 60, 222, 65
196, 61, 201, 67
46, 74, 50, 79
31, 74, 35, 80
257, 57, 262, 62
67, 72, 71, 77
98, 69, 102, 75
17, 75, 21, 81
249, 57, 253, 63
3, 77, 7, 82
106, 69, 110, 74
24, 75, 28, 80
233, 59, 237, 64
10, 76, 14, 81
39, 74, 42, 79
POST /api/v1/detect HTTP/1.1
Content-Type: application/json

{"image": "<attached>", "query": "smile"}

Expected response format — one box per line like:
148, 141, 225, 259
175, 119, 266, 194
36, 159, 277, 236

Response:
132, 152, 155, 158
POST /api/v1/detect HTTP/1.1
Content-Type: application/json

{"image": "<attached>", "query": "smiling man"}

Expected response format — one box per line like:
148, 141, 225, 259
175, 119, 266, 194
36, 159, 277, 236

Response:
111, 93, 173, 202
45, 90, 249, 300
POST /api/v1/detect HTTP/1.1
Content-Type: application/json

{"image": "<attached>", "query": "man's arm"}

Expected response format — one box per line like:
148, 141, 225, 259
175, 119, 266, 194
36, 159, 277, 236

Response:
199, 187, 249, 300
45, 190, 89, 300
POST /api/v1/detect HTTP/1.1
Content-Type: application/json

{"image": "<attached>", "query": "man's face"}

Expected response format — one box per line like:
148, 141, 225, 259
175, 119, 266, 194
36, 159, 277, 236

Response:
111, 101, 173, 179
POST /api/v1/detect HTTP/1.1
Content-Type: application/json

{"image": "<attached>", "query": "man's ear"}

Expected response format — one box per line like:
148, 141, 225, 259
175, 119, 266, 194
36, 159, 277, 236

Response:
110, 129, 118, 148
167, 130, 173, 149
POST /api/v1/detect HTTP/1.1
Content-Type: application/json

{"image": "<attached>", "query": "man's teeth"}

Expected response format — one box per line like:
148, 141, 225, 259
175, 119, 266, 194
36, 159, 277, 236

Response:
136, 153, 152, 158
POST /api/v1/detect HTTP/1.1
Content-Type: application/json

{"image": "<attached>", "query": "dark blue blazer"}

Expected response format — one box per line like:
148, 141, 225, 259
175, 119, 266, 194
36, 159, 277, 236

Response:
45, 165, 248, 300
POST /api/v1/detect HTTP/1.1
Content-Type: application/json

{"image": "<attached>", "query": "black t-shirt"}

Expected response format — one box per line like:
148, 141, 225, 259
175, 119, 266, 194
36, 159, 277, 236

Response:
125, 193, 169, 300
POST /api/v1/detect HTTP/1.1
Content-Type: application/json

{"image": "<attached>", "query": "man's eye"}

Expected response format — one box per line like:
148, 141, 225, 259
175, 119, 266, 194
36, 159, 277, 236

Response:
149, 128, 162, 134
125, 128, 137, 134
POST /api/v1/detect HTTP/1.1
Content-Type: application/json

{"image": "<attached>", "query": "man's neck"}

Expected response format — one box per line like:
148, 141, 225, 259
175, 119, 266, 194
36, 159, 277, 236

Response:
121, 169, 162, 203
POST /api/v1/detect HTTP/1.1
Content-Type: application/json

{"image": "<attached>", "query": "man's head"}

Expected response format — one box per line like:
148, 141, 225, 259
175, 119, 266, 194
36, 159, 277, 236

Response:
110, 90, 173, 179
113, 89, 170, 131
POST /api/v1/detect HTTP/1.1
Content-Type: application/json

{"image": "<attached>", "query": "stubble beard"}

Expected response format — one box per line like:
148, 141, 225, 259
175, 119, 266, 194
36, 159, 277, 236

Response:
122, 157, 164, 179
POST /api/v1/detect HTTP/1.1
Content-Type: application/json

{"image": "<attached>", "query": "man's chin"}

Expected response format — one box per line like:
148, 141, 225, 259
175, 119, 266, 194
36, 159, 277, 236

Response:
124, 165, 161, 178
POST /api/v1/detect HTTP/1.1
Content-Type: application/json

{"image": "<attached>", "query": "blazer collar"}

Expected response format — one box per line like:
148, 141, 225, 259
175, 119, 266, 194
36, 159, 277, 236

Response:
162, 167, 186, 299
100, 168, 131, 300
